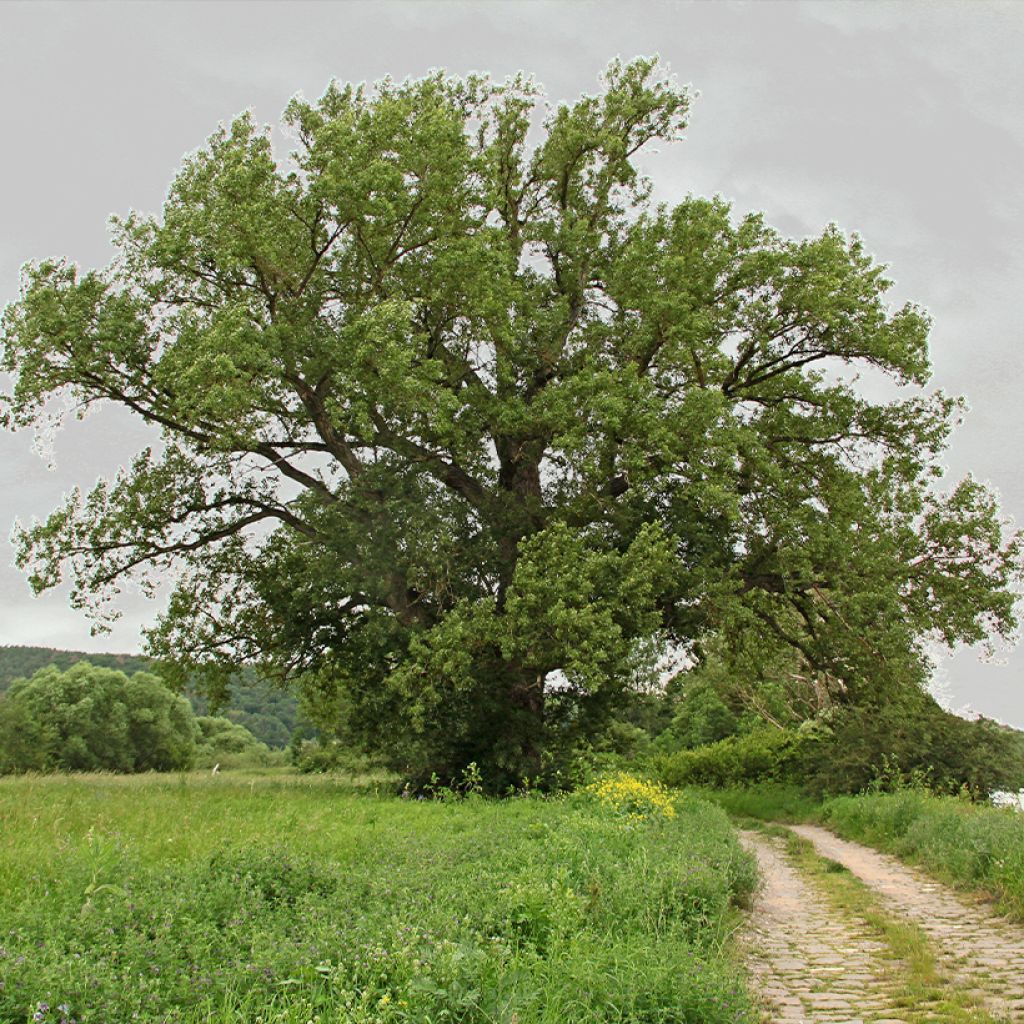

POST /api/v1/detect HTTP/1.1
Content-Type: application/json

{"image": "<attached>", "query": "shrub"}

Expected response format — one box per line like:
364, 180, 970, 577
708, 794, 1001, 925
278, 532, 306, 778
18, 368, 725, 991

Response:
803, 697, 1024, 797
652, 693, 1024, 799
193, 715, 271, 767
653, 727, 810, 789
653, 682, 741, 752
584, 771, 677, 822
293, 737, 378, 775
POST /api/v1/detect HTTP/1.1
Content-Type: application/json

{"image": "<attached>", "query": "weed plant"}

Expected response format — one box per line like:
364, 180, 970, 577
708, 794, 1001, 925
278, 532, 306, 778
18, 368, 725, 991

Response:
0, 772, 756, 1023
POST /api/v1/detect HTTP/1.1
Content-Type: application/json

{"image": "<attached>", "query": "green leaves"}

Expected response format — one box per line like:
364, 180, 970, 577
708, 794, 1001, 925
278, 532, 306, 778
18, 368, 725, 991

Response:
1, 59, 1019, 785
503, 522, 674, 690
0, 663, 197, 773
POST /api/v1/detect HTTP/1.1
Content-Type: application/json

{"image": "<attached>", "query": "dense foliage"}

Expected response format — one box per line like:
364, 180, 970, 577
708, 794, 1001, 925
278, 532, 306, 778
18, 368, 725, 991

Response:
193, 715, 271, 769
187, 665, 300, 748
0, 662, 197, 773
0, 646, 151, 692
0, 774, 757, 1023
651, 652, 820, 751
655, 727, 806, 790
652, 691, 1024, 797
805, 697, 1024, 796
3, 59, 1020, 788
0, 647, 299, 748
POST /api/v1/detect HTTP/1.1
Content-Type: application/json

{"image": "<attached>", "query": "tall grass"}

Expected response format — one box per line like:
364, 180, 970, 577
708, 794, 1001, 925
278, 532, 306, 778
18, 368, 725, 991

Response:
684, 783, 821, 824
0, 772, 756, 1024
821, 790, 1024, 919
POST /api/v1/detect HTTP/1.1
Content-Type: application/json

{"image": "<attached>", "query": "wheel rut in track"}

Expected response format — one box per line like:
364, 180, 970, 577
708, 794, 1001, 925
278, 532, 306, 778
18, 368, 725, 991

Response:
789, 824, 1024, 1022
740, 829, 910, 1023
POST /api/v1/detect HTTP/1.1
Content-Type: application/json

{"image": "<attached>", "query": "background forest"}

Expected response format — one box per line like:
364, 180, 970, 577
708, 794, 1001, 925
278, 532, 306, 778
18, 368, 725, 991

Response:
0, 645, 299, 749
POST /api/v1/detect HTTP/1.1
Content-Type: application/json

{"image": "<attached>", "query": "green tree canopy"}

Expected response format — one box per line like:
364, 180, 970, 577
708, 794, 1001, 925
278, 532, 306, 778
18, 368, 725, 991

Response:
0, 662, 197, 773
2, 60, 1020, 788
193, 715, 269, 768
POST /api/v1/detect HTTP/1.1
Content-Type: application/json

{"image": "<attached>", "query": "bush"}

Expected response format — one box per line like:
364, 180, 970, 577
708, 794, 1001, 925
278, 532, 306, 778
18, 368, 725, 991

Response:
652, 692, 1024, 799
193, 715, 278, 770
0, 662, 197, 773
653, 727, 811, 789
653, 682, 741, 752
584, 771, 678, 822
803, 697, 1024, 797
292, 737, 377, 775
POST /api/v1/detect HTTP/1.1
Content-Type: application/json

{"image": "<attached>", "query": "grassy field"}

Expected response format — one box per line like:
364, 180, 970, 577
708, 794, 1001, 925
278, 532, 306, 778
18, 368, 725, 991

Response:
0, 772, 756, 1024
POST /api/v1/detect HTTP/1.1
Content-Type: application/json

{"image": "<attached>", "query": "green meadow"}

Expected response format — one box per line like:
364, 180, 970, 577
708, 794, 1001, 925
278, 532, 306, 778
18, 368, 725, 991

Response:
0, 773, 756, 1024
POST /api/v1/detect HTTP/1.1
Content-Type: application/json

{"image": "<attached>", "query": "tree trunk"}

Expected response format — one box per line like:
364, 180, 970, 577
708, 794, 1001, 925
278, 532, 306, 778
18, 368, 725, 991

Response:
506, 662, 546, 783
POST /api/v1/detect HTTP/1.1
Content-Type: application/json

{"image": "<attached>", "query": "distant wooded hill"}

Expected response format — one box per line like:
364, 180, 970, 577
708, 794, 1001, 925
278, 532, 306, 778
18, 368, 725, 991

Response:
0, 646, 300, 748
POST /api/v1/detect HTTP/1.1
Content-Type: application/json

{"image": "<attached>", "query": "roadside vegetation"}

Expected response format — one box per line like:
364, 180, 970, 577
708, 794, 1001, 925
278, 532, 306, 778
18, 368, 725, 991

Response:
684, 783, 823, 824
690, 780, 1024, 924
648, 672, 1024, 799
622, 650, 1024, 923
0, 772, 756, 1024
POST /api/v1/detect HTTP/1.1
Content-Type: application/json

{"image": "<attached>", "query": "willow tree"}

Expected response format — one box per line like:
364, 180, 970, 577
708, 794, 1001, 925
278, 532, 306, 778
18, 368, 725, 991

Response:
2, 60, 1019, 788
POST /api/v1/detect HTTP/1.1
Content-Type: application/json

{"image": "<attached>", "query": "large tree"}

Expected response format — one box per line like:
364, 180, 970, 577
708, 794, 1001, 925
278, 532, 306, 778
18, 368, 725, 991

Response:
2, 60, 1019, 788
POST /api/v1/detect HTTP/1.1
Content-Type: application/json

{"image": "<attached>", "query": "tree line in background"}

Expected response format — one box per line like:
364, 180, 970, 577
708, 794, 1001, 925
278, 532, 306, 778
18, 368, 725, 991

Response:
0, 660, 283, 774
2, 651, 1022, 800
0, 645, 299, 748
632, 656, 1024, 798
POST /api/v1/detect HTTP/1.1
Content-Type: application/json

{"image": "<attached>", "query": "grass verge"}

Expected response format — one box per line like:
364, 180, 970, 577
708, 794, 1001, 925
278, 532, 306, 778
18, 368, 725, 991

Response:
0, 771, 757, 1024
684, 783, 821, 824
687, 782, 1024, 924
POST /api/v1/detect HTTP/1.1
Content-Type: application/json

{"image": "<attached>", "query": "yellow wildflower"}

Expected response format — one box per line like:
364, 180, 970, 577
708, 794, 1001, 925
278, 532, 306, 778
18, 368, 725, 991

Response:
584, 771, 677, 823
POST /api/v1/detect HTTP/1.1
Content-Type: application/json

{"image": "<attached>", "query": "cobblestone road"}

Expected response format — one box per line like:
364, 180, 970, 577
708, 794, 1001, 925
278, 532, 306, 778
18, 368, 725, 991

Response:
790, 824, 1024, 1022
740, 829, 912, 1023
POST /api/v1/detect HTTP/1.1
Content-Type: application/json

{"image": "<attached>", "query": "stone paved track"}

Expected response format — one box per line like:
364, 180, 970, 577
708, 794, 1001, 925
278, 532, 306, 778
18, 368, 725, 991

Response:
740, 830, 911, 1023
789, 824, 1024, 1022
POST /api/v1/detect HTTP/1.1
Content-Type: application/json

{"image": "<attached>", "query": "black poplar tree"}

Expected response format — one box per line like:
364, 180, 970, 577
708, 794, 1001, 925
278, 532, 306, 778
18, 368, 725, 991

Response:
2, 60, 1019, 787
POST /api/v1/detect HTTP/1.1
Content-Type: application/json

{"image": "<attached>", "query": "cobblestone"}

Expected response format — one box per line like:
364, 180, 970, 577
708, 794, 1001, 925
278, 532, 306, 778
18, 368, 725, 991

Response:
740, 830, 909, 1023
790, 824, 1024, 1022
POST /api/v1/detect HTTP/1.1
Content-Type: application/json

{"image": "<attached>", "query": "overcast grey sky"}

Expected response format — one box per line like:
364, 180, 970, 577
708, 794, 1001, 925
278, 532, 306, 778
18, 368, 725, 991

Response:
2, 0, 1023, 722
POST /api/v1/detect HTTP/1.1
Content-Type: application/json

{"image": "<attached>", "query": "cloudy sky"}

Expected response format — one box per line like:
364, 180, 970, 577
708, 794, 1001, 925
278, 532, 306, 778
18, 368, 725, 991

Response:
2, 0, 1023, 722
